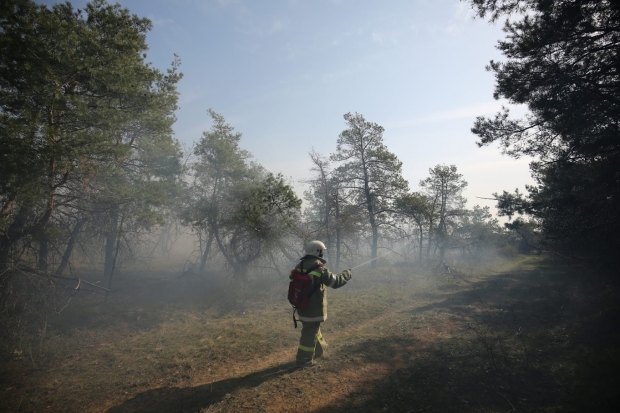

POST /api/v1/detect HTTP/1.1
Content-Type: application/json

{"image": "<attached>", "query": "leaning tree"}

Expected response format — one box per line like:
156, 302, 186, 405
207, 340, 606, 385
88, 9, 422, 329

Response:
184, 111, 301, 282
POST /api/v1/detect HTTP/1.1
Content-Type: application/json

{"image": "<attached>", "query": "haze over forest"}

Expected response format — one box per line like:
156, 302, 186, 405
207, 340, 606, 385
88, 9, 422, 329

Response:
37, 0, 536, 214
1, 0, 619, 412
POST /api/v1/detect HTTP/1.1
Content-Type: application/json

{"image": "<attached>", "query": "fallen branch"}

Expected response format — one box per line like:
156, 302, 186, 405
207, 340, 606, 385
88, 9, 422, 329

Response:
11, 264, 112, 292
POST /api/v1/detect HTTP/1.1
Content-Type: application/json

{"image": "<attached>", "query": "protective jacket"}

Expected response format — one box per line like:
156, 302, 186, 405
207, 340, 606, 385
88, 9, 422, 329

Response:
292, 255, 352, 323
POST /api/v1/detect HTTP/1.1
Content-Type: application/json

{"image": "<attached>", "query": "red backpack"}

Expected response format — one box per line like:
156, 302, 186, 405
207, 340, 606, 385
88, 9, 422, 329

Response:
288, 262, 322, 327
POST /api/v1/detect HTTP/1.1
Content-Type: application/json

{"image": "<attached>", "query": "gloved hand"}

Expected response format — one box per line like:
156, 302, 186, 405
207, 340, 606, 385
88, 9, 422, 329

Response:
344, 269, 352, 279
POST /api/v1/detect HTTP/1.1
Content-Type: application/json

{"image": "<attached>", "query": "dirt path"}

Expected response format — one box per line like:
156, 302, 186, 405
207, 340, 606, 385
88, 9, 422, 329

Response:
101, 285, 470, 413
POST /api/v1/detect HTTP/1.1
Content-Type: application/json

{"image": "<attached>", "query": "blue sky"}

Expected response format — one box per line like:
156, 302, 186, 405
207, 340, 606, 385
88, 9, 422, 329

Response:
40, 0, 534, 214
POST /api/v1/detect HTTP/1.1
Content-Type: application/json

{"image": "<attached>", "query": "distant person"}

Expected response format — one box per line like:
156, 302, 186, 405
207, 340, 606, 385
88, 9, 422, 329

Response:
290, 240, 352, 367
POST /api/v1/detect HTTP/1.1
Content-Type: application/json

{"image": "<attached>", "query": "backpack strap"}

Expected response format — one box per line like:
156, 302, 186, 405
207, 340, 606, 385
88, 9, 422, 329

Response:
305, 263, 324, 298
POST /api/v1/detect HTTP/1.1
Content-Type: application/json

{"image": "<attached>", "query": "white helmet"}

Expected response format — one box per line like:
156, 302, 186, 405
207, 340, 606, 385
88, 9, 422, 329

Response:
305, 240, 326, 257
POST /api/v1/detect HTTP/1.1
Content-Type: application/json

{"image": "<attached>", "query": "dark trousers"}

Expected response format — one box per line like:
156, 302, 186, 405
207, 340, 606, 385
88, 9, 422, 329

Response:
296, 321, 327, 365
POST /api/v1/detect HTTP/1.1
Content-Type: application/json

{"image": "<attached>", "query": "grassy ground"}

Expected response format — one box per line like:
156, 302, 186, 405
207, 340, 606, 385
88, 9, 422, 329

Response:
1, 255, 619, 412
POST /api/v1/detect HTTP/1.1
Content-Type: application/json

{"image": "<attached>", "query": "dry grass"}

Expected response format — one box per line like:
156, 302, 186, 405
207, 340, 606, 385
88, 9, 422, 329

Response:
1, 255, 619, 413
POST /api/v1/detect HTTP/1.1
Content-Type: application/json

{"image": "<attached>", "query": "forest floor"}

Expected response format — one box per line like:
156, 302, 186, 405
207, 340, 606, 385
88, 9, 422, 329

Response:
1, 255, 619, 413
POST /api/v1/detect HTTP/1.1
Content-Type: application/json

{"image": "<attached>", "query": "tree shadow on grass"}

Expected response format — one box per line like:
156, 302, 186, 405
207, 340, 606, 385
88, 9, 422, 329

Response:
312, 335, 562, 413
106, 362, 297, 413
310, 263, 620, 413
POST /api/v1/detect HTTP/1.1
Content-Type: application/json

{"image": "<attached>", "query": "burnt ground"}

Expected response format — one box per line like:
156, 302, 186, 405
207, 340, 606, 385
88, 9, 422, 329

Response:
2, 257, 619, 412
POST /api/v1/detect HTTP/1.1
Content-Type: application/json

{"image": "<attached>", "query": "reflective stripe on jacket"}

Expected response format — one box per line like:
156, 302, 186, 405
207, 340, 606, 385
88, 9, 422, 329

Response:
292, 255, 352, 322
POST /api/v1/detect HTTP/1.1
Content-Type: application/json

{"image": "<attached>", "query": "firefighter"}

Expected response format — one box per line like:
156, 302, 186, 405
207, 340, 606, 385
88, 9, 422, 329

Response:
293, 240, 352, 367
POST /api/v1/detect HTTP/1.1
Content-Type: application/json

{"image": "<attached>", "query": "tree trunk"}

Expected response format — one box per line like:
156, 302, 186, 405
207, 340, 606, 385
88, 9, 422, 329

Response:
426, 218, 434, 262
370, 223, 378, 268
336, 227, 341, 271
56, 218, 88, 276
105, 213, 124, 303
103, 204, 119, 280
0, 206, 34, 269
325, 192, 333, 265
37, 232, 49, 272
365, 189, 378, 268
417, 223, 424, 264
212, 222, 237, 272
334, 196, 341, 271
199, 229, 215, 274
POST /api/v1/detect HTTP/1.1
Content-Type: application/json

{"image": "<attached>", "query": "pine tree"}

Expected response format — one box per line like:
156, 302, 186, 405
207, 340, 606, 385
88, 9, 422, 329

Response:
331, 113, 408, 267
465, 0, 620, 265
